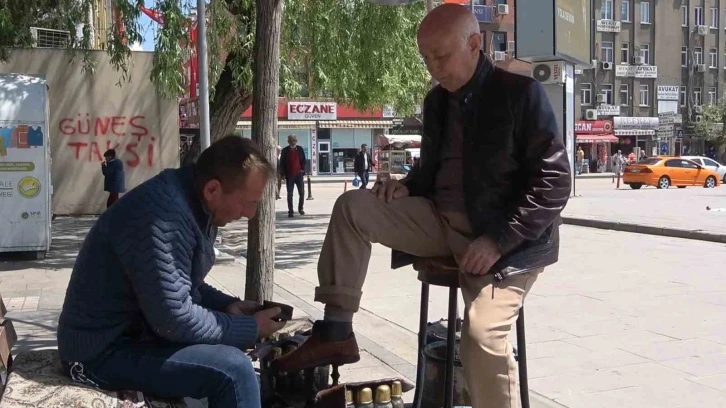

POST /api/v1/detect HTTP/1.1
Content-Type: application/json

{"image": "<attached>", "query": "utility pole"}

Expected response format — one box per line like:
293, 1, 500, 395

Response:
197, 0, 211, 151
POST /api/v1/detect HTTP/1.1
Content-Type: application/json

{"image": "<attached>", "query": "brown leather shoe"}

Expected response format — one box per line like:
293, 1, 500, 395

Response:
271, 331, 360, 372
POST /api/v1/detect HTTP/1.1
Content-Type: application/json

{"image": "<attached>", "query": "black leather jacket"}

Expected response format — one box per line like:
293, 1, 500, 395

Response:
393, 55, 571, 280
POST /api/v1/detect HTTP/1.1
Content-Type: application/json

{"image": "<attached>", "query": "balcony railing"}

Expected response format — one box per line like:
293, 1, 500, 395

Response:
471, 4, 494, 23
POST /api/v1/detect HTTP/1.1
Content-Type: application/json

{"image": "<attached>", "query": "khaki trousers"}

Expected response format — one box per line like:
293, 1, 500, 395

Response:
315, 190, 540, 408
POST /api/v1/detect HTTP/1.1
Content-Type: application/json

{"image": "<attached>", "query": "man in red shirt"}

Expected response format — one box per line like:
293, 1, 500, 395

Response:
280, 135, 306, 217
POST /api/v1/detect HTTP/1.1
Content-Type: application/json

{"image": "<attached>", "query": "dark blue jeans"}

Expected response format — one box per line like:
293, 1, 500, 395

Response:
286, 173, 305, 212
65, 340, 260, 408
357, 171, 369, 189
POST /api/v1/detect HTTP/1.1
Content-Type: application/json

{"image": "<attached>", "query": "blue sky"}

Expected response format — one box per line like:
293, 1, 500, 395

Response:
139, 0, 156, 51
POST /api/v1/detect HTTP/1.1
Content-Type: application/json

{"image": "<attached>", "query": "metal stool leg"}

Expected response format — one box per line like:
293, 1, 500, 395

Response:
516, 306, 529, 408
412, 282, 429, 408
443, 286, 457, 408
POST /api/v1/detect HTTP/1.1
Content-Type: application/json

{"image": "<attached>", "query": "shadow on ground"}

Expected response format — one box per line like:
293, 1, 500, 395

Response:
0, 218, 95, 272
7, 310, 60, 354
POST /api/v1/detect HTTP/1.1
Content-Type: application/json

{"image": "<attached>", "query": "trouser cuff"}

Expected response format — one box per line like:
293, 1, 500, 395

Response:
314, 286, 363, 313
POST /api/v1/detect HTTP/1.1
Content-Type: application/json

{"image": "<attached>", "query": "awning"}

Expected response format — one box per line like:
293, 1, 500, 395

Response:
576, 134, 618, 143
614, 129, 656, 136
236, 120, 316, 129
318, 120, 394, 129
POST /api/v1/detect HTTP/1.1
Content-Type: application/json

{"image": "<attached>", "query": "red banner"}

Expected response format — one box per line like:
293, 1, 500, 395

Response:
575, 120, 613, 134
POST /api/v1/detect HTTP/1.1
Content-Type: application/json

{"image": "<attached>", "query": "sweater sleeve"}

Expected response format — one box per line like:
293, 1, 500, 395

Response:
111, 192, 258, 349
199, 283, 240, 312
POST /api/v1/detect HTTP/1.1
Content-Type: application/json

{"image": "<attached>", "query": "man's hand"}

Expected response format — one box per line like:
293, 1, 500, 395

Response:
370, 180, 409, 203
254, 307, 286, 339
225, 300, 263, 316
459, 235, 503, 275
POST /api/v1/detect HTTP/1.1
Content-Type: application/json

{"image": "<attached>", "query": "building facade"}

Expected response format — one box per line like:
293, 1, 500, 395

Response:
576, 0, 718, 172
472, 0, 531, 76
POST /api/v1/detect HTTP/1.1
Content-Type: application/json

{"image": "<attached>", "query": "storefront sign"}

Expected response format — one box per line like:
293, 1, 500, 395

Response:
614, 116, 659, 129
596, 20, 621, 32
288, 102, 337, 120
598, 105, 621, 116
615, 65, 658, 79
657, 86, 679, 101
575, 120, 613, 134
382, 105, 396, 118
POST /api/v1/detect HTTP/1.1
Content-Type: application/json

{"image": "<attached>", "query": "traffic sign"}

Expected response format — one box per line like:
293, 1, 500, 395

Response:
660, 142, 668, 155
677, 129, 684, 138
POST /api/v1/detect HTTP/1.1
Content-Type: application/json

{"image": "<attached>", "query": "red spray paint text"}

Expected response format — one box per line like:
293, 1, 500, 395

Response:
59, 113, 156, 168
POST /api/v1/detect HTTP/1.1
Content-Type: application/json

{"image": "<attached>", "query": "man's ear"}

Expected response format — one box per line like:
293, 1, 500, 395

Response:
202, 179, 223, 202
468, 32, 481, 53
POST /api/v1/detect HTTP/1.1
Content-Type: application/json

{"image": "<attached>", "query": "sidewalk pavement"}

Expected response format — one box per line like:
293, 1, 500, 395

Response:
563, 178, 726, 243
310, 172, 614, 184
2, 183, 726, 407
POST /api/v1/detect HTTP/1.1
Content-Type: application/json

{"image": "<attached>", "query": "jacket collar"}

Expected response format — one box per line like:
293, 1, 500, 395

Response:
451, 51, 492, 109
179, 165, 213, 234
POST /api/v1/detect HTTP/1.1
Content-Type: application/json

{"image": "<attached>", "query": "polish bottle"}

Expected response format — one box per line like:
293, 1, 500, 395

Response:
391, 381, 405, 408
358, 387, 374, 408
346, 389, 355, 408
374, 385, 393, 408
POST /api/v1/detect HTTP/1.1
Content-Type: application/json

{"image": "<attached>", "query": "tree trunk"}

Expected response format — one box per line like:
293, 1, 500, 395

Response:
181, 53, 253, 167
245, 0, 283, 302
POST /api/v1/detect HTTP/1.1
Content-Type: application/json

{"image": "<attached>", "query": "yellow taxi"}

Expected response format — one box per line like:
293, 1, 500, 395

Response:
623, 156, 721, 190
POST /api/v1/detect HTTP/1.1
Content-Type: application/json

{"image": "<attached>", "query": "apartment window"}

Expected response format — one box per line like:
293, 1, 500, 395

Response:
492, 32, 507, 52
680, 86, 687, 106
621, 0, 630, 22
639, 85, 649, 106
711, 8, 719, 28
694, 87, 702, 106
494, 0, 507, 4
581, 83, 592, 105
682, 46, 688, 66
710, 48, 718, 68
621, 42, 630, 64
695, 7, 704, 26
709, 87, 717, 104
640, 44, 650, 64
602, 84, 614, 105
640, 2, 650, 24
681, 5, 688, 26
695, 47, 703, 65
619, 84, 629, 105
601, 41, 614, 63
601, 0, 613, 20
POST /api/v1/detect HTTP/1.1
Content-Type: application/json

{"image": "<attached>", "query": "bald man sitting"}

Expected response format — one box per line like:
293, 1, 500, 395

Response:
274, 4, 571, 407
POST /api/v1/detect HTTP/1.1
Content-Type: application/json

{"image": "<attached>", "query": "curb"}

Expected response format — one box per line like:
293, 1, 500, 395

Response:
561, 217, 726, 244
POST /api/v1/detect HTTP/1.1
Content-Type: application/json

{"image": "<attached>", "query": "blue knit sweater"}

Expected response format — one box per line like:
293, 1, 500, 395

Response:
57, 166, 258, 363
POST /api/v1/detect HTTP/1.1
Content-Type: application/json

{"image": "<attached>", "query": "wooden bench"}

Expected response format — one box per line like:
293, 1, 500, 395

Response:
0, 295, 188, 408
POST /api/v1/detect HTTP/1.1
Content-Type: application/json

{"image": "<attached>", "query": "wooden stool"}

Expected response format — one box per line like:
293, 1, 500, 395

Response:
411, 257, 531, 408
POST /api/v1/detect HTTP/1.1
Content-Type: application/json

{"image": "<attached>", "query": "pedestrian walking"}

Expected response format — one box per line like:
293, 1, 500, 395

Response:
576, 146, 585, 175
611, 150, 625, 183
354, 144, 373, 189
280, 135, 306, 217
101, 149, 125, 208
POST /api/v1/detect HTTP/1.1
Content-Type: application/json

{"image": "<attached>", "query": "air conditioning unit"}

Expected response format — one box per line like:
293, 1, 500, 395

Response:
497, 4, 509, 15
634, 56, 645, 65
602, 61, 613, 70
585, 109, 598, 120
575, 68, 583, 75
494, 51, 506, 61
694, 105, 704, 113
698, 64, 707, 72
29, 27, 70, 48
531, 61, 566, 84
506, 41, 516, 52
596, 94, 607, 103
695, 114, 704, 122
697, 25, 709, 35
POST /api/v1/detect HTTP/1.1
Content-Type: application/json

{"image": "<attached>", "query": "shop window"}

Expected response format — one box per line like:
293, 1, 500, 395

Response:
492, 32, 507, 52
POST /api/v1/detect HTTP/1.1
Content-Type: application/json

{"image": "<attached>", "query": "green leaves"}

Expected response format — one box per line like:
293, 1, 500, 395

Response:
693, 102, 726, 145
2, 0, 430, 115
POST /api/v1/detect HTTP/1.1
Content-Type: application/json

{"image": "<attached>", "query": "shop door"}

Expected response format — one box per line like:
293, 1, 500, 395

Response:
318, 141, 331, 173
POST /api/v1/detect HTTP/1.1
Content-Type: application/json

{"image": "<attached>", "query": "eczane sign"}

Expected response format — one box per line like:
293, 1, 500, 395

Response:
288, 102, 337, 120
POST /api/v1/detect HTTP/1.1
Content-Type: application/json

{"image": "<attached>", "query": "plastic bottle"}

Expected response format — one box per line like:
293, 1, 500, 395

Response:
374, 385, 393, 408
390, 381, 404, 408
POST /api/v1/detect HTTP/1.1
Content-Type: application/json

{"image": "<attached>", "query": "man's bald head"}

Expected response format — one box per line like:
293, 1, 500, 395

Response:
418, 3, 480, 42
417, 4, 482, 92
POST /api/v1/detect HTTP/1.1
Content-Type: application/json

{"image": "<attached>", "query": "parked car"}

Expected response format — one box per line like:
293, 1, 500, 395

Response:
682, 155, 726, 183
623, 156, 721, 189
